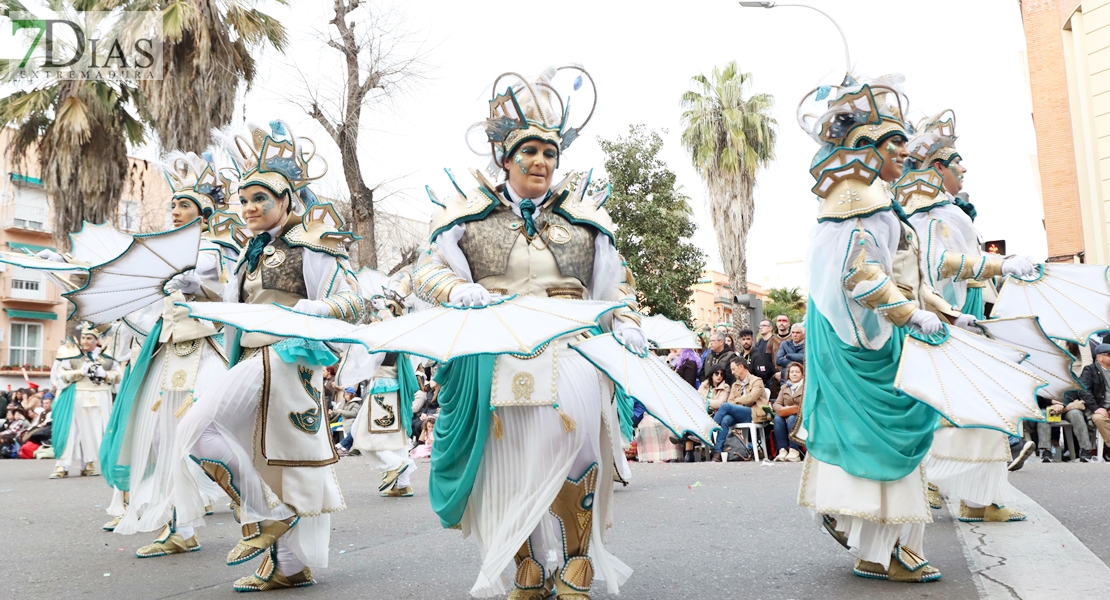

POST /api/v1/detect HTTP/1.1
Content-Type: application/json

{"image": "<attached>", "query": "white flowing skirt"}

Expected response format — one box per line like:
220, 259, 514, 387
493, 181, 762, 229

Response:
798, 455, 931, 568
114, 342, 226, 535
173, 349, 344, 568
923, 427, 1014, 506
56, 389, 111, 469
461, 351, 632, 598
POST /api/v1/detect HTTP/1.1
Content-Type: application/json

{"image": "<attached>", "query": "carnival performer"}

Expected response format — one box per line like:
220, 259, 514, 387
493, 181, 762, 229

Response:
48, 322, 122, 479
341, 290, 422, 498
172, 121, 365, 592
413, 66, 643, 599
98, 150, 249, 555
796, 76, 980, 583
903, 111, 1034, 523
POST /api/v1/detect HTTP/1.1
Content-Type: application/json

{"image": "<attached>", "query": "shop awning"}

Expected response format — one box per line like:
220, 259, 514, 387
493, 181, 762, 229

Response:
7, 242, 54, 254
4, 309, 57, 320
9, 173, 43, 187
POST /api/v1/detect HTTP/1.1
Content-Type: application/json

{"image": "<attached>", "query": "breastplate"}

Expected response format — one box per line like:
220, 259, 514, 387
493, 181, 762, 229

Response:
244, 236, 308, 302
458, 205, 597, 287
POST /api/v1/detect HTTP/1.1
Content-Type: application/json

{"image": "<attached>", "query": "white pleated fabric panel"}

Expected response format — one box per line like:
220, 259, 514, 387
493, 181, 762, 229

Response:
924, 427, 1014, 506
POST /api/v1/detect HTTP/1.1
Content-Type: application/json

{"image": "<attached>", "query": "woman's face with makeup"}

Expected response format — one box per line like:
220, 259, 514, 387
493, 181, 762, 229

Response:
239, 185, 288, 233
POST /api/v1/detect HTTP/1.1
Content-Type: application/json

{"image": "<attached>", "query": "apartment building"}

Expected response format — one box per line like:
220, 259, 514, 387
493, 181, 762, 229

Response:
0, 130, 171, 388
688, 269, 765, 330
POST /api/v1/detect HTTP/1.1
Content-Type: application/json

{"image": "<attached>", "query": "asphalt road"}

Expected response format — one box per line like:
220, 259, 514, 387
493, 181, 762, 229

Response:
2, 455, 1107, 599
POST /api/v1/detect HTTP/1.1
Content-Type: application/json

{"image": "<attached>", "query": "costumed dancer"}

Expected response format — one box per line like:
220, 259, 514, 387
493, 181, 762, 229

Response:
99, 150, 249, 556
796, 76, 975, 583
48, 322, 122, 479
413, 66, 644, 599
341, 286, 422, 498
172, 121, 365, 592
902, 111, 1036, 522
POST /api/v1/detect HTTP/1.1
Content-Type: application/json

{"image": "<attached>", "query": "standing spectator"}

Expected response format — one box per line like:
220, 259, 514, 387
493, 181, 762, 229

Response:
673, 348, 701, 388
767, 314, 792, 374
710, 358, 765, 461
776, 323, 806, 381
1079, 343, 1110, 459
700, 333, 737, 383
333, 387, 364, 455
724, 334, 737, 354
773, 362, 805, 462
322, 365, 341, 412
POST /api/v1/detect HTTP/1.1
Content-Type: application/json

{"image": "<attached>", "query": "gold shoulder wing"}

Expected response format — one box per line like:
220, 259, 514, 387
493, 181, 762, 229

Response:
283, 202, 359, 258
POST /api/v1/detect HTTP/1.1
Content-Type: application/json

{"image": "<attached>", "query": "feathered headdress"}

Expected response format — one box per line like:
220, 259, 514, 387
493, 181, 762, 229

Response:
216, 120, 327, 213
468, 65, 597, 175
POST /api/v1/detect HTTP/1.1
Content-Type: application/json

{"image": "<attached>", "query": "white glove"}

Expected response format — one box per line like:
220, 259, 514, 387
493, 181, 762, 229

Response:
613, 319, 648, 355
1001, 256, 1036, 277
954, 313, 978, 331
908, 310, 943, 335
292, 299, 331, 316
36, 249, 64, 263
448, 283, 491, 308
371, 297, 386, 311
93, 366, 107, 379
165, 272, 201, 295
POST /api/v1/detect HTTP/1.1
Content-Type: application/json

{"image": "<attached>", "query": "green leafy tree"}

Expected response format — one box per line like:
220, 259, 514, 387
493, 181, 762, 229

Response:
597, 124, 706, 324
763, 286, 806, 326
680, 61, 776, 330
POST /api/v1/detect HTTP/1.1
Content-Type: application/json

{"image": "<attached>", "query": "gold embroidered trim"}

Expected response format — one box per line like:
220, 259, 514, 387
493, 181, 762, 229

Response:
546, 287, 584, 300
172, 339, 201, 357
797, 457, 933, 524
926, 454, 1009, 463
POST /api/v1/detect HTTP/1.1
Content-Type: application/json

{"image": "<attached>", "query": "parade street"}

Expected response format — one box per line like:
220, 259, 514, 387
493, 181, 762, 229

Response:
3, 456, 1108, 600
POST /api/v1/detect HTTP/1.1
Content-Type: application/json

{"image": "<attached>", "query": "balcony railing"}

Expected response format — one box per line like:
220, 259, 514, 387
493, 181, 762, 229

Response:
0, 275, 61, 304
0, 201, 52, 234
0, 347, 56, 372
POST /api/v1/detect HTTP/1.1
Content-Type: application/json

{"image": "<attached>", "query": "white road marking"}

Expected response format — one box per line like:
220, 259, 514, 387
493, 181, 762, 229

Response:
946, 487, 1110, 599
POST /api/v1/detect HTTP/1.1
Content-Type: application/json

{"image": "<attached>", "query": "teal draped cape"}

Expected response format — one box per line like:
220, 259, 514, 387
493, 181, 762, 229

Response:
397, 355, 420, 437
615, 387, 634, 443
50, 383, 76, 456
963, 286, 985, 320
428, 354, 494, 528
100, 318, 163, 491
802, 300, 937, 481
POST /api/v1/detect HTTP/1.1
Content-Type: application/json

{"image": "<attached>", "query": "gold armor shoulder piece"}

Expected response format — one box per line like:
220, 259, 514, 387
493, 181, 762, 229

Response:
206, 210, 250, 251
282, 203, 358, 258
551, 171, 616, 242
428, 174, 500, 242
56, 340, 82, 361
893, 168, 946, 216
811, 146, 893, 222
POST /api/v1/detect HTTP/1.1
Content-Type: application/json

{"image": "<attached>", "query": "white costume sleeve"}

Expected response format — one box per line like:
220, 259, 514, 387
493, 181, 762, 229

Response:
908, 204, 981, 309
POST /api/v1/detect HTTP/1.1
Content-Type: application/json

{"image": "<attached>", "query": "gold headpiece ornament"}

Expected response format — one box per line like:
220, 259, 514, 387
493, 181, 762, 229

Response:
908, 109, 959, 168
471, 66, 597, 172
797, 74, 909, 156
158, 150, 228, 217
218, 120, 327, 213
78, 321, 111, 338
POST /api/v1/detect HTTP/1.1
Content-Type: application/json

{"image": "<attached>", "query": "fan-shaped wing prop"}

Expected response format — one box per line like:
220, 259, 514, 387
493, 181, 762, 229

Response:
69, 221, 134, 265
0, 252, 87, 272
570, 333, 719, 446
354, 267, 389, 298
640, 314, 700, 349
181, 295, 622, 363
63, 221, 203, 324
990, 264, 1110, 344
895, 326, 1047, 436
975, 316, 1080, 402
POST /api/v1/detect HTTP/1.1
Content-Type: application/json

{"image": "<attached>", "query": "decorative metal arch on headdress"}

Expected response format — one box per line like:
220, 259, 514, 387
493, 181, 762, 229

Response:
908, 109, 959, 169
797, 74, 909, 147
467, 65, 598, 174
215, 121, 328, 213
78, 321, 111, 338
158, 150, 228, 218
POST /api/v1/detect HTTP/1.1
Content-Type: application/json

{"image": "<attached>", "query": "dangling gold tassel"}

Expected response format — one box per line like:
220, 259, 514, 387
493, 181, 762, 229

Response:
554, 404, 576, 432
150, 399, 162, 412
491, 409, 504, 440
174, 396, 194, 419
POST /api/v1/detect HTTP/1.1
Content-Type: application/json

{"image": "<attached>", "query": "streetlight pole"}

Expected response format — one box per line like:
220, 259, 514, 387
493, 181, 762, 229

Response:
739, 1, 852, 76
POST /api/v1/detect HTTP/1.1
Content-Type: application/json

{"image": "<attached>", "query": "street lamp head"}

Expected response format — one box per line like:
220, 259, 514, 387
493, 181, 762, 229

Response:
739, 1, 775, 7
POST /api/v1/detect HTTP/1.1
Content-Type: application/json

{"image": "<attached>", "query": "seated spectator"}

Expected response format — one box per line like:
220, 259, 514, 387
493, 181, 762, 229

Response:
635, 413, 684, 463
21, 392, 41, 415
1037, 393, 1094, 462
673, 348, 701, 388
22, 396, 51, 447
772, 362, 805, 462
699, 366, 734, 415
1082, 343, 1110, 459
333, 387, 364, 456
0, 406, 30, 458
710, 357, 765, 462
775, 323, 805, 381
411, 414, 438, 459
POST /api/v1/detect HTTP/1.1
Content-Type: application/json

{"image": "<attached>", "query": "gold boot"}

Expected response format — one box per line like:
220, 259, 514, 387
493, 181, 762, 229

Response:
507, 539, 554, 600
549, 463, 599, 599
821, 514, 849, 549
380, 485, 414, 498
227, 516, 299, 566
888, 545, 942, 582
379, 464, 410, 492
926, 483, 943, 510
232, 546, 315, 592
983, 503, 1027, 522
103, 491, 129, 531
81, 461, 100, 476
49, 466, 68, 479
194, 457, 242, 508
136, 523, 201, 558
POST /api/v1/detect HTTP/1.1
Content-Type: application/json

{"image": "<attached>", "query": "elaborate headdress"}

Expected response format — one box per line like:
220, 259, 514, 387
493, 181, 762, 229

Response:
797, 74, 910, 167
470, 66, 597, 174
907, 109, 959, 169
78, 321, 111, 338
158, 150, 229, 217
217, 121, 326, 213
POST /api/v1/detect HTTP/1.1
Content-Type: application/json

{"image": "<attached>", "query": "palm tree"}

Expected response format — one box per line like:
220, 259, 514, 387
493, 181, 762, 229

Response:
680, 61, 776, 329
0, 79, 149, 248
114, 0, 289, 152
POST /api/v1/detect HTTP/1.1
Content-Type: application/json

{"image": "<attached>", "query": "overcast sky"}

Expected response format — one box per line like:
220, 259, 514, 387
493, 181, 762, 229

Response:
5, 0, 1048, 289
